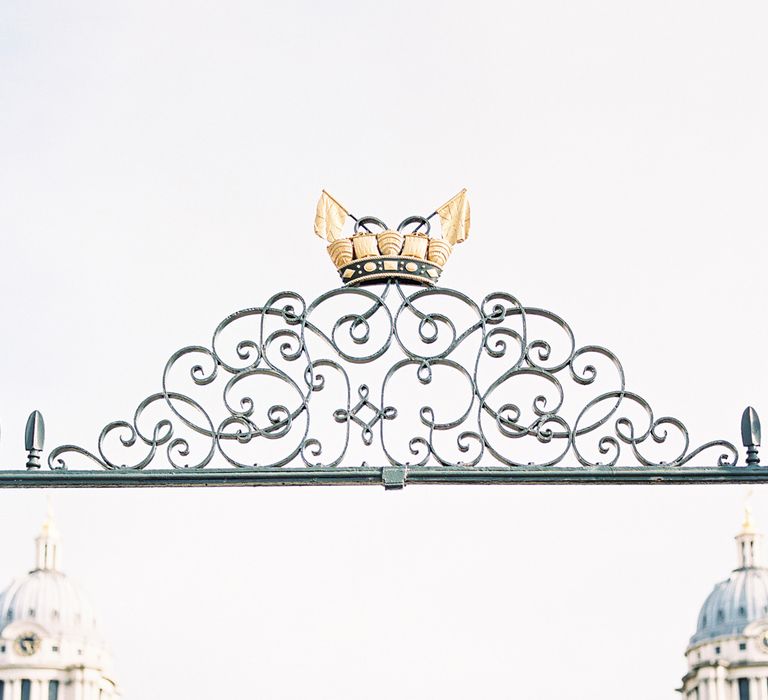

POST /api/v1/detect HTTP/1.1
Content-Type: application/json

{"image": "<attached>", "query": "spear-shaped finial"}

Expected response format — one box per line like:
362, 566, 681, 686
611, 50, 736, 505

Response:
25, 410, 45, 470
741, 406, 761, 466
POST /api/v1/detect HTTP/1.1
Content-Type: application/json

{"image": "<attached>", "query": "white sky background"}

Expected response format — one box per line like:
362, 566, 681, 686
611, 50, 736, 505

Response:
1, 1, 767, 698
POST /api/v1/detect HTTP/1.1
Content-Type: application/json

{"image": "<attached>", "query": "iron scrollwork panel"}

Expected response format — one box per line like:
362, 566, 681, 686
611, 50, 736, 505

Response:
48, 281, 738, 471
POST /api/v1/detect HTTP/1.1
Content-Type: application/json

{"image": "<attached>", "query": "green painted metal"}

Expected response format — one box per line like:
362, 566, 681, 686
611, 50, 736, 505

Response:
0, 465, 766, 488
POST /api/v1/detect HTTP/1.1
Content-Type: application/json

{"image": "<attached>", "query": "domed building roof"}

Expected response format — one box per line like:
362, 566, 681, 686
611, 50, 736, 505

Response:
0, 512, 102, 641
691, 568, 768, 644
0, 511, 121, 699
690, 507, 768, 645
0, 571, 100, 639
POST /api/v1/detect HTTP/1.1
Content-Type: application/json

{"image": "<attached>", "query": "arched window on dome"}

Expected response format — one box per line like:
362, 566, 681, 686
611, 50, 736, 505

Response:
20, 679, 30, 700
0, 680, 4, 700
717, 609, 725, 622
48, 680, 59, 700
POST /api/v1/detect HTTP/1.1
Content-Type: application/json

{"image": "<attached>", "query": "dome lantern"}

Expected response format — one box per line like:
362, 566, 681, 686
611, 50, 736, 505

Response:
736, 504, 763, 569
33, 501, 62, 572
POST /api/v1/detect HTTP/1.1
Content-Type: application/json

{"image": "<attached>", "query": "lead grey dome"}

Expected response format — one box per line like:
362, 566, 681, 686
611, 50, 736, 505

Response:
691, 567, 768, 644
690, 508, 768, 646
0, 569, 100, 639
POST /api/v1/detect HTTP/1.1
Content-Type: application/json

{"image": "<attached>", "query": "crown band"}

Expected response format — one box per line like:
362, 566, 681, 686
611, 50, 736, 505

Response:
337, 255, 443, 286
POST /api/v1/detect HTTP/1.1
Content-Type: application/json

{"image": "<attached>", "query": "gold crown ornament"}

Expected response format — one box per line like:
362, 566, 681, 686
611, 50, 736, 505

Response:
314, 189, 470, 286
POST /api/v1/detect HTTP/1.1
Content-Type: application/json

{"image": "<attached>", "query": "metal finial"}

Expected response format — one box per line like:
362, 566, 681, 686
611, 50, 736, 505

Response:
742, 406, 761, 466
24, 410, 45, 470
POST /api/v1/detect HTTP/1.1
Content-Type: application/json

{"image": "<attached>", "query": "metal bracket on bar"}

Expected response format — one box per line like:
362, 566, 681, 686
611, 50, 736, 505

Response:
382, 465, 407, 490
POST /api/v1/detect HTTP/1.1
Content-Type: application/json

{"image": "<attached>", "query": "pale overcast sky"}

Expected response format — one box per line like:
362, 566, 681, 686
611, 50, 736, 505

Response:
1, 1, 767, 698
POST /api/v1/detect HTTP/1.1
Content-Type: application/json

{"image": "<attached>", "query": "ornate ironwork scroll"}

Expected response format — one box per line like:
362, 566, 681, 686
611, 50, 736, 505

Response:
46, 281, 739, 476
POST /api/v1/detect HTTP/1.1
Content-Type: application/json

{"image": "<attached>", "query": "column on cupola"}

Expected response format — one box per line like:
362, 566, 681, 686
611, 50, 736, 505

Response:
715, 666, 727, 700
736, 506, 764, 568
73, 672, 84, 700
757, 676, 768, 700
710, 675, 718, 700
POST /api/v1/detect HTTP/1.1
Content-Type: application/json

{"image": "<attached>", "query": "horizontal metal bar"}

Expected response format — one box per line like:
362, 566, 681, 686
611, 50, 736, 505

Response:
0, 468, 383, 488
0, 466, 766, 488
408, 467, 768, 485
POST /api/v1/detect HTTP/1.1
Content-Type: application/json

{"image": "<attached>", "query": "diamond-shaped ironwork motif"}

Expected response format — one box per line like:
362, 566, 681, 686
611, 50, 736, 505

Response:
334, 385, 396, 446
